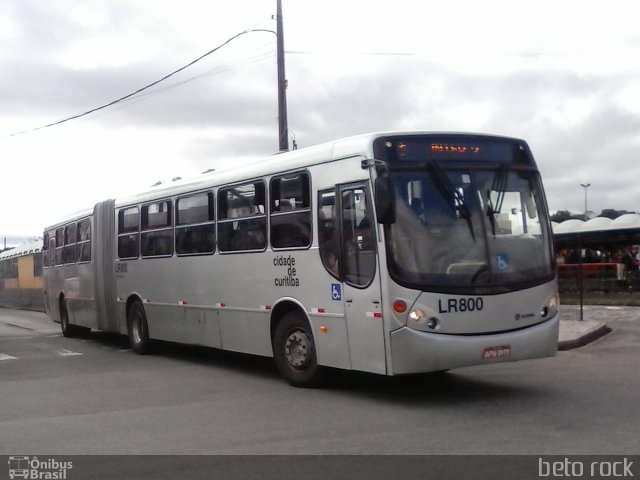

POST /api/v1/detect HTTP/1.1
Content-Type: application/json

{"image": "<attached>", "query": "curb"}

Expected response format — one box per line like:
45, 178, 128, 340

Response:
558, 325, 612, 351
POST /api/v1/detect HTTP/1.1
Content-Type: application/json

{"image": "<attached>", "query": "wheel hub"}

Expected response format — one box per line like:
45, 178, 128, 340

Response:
285, 330, 309, 368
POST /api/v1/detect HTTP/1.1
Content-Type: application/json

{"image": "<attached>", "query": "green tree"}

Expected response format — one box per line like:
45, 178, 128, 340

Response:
598, 209, 636, 219
550, 210, 578, 222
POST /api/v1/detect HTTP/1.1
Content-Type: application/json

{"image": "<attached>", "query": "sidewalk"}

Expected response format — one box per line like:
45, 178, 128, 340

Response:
557, 305, 638, 350
558, 318, 611, 350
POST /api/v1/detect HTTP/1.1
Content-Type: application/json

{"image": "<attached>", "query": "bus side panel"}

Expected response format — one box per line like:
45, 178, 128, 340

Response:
116, 256, 225, 349
144, 305, 222, 350
218, 309, 272, 357
308, 314, 351, 370
215, 254, 273, 356
119, 247, 354, 366
66, 263, 99, 329
185, 308, 222, 349
216, 248, 352, 367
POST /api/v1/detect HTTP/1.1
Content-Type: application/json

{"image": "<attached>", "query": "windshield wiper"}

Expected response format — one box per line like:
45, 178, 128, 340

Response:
486, 165, 509, 237
427, 162, 476, 242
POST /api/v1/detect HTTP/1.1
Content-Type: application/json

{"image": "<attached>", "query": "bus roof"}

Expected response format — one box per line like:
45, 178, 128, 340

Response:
43, 131, 526, 230
113, 131, 525, 207
113, 131, 384, 207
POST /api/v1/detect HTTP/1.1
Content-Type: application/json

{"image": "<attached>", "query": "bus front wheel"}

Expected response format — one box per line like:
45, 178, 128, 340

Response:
128, 300, 150, 354
273, 312, 324, 387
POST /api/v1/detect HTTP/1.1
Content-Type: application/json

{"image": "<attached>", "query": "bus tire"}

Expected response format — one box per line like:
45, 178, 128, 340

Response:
60, 299, 78, 338
128, 300, 150, 355
273, 312, 324, 388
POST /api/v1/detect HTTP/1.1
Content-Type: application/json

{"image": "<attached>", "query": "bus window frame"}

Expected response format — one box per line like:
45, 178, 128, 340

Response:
63, 222, 77, 265
48, 234, 56, 267
76, 217, 92, 264
175, 190, 216, 257
317, 189, 341, 281
337, 182, 378, 289
269, 170, 313, 251
55, 228, 64, 266
140, 198, 174, 259
117, 206, 140, 260
217, 180, 267, 254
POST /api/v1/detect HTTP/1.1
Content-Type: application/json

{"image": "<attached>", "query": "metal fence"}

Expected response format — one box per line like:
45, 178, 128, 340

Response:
558, 261, 639, 320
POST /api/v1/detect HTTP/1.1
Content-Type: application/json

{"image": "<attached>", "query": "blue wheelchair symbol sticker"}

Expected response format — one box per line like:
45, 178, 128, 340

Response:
331, 283, 342, 301
496, 253, 510, 271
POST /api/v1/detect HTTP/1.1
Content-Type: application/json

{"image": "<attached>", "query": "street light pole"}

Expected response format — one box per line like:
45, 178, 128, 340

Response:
578, 182, 591, 322
580, 183, 591, 217
276, 0, 289, 152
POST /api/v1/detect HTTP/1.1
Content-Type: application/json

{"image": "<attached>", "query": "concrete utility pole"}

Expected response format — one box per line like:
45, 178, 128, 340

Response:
276, 0, 289, 151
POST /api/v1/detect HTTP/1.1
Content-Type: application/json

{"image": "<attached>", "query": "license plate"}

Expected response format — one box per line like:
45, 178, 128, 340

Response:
482, 345, 511, 360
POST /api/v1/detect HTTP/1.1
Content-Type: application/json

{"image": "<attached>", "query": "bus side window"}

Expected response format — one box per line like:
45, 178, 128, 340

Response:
218, 182, 266, 252
63, 223, 77, 264
117, 206, 140, 259
141, 200, 174, 258
48, 236, 56, 267
270, 172, 311, 249
76, 218, 92, 263
55, 228, 64, 266
318, 190, 340, 278
176, 192, 215, 255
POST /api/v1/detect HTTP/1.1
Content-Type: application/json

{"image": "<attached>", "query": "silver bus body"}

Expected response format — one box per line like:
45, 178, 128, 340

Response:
43, 132, 559, 386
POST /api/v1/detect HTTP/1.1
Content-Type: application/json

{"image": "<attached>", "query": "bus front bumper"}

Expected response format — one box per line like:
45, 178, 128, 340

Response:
389, 314, 559, 375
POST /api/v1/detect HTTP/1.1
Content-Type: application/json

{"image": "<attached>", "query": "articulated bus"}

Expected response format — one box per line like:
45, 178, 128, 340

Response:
42, 132, 558, 386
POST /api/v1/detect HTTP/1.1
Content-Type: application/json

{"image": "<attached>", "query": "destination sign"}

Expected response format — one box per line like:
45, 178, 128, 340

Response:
373, 134, 532, 165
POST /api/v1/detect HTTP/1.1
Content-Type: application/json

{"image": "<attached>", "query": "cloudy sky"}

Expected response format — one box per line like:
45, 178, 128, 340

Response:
2, 0, 640, 240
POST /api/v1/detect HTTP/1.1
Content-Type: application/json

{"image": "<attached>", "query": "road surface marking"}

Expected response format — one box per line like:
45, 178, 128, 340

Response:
4, 322, 34, 331
56, 348, 83, 357
0, 353, 18, 361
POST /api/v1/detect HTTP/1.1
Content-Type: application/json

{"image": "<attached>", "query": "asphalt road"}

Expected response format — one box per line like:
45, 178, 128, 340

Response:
1, 307, 639, 459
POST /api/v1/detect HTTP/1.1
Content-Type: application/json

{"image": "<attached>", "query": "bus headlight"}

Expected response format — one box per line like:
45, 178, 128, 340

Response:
408, 308, 440, 330
408, 308, 425, 324
541, 293, 559, 318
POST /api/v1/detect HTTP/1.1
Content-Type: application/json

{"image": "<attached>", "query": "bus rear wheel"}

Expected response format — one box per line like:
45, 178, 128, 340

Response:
128, 300, 150, 354
60, 300, 77, 338
273, 312, 324, 387
60, 299, 89, 337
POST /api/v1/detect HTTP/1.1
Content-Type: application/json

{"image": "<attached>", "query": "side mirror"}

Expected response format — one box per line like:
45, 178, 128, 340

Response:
375, 173, 396, 224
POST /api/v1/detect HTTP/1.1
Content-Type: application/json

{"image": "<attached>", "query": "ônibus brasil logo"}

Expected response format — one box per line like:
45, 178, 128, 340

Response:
8, 456, 73, 480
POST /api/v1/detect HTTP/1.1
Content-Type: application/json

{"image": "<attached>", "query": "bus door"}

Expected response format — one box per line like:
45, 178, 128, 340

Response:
338, 184, 386, 374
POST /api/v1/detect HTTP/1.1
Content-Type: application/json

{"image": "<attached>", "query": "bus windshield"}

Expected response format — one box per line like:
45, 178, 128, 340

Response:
384, 165, 554, 293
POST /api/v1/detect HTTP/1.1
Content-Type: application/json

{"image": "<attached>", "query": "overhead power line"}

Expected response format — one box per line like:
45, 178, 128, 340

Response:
81, 49, 275, 121
5, 28, 276, 139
